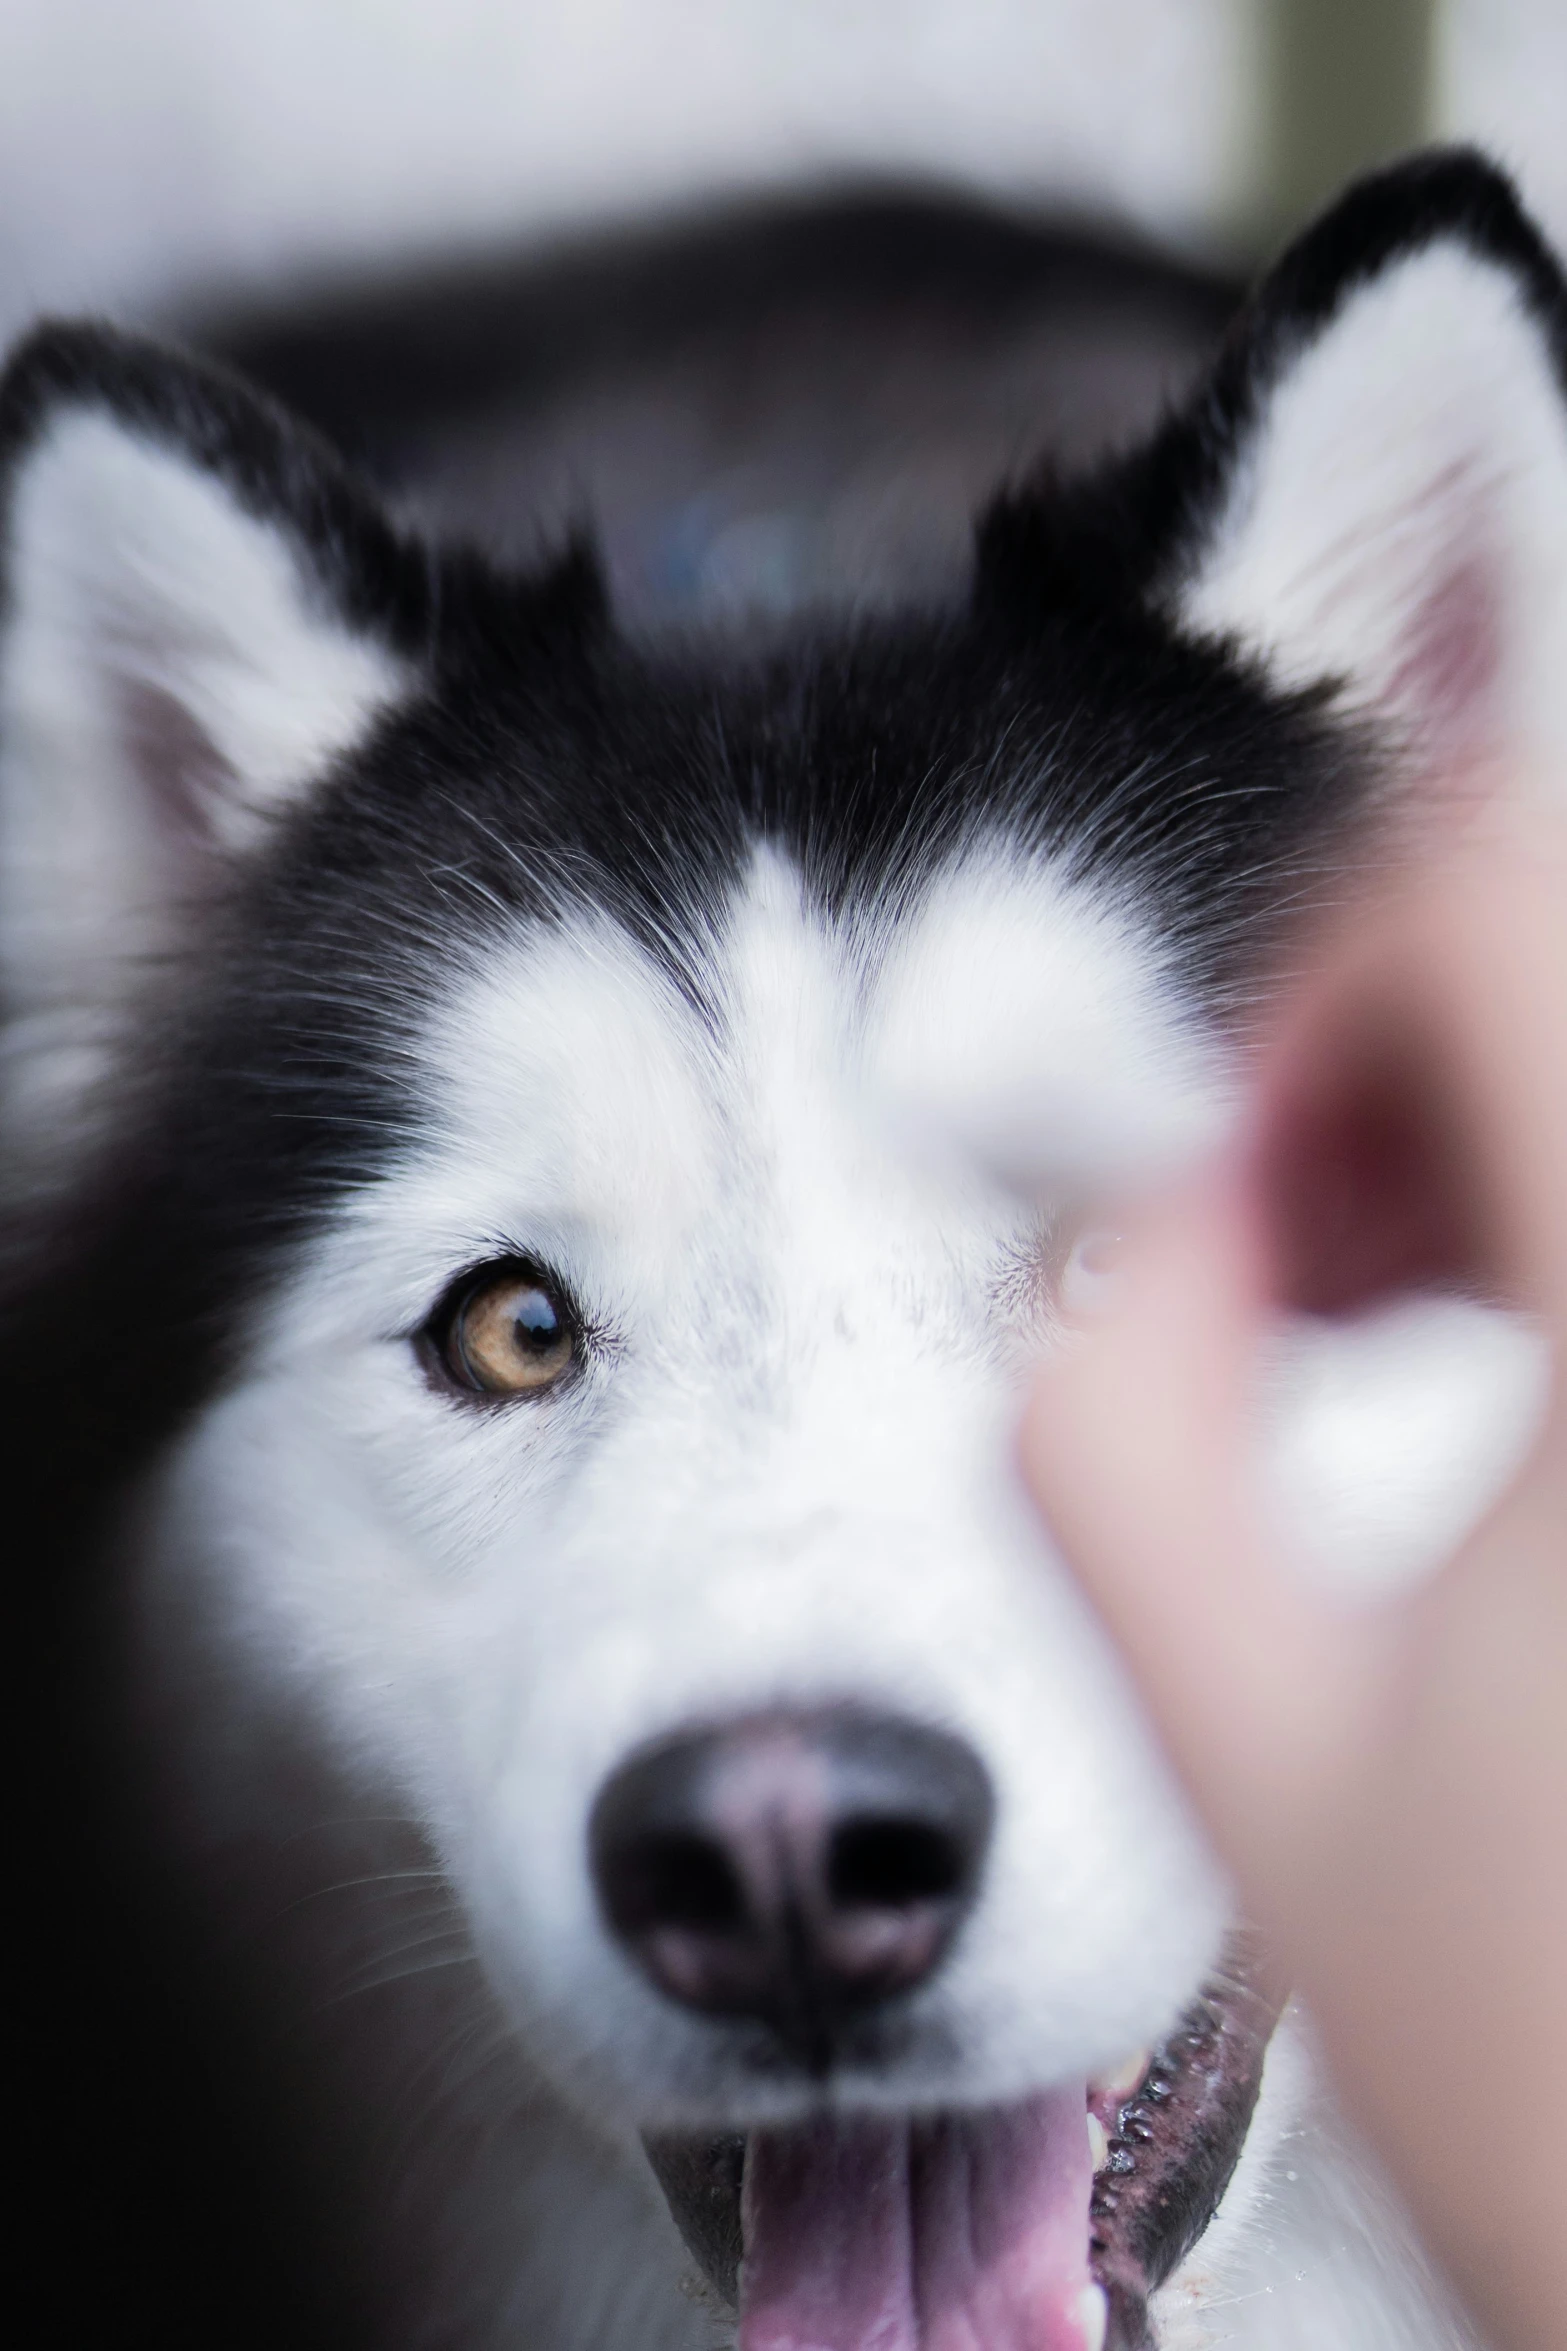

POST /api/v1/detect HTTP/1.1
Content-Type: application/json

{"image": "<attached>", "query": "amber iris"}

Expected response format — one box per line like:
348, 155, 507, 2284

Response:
441, 1266, 576, 1395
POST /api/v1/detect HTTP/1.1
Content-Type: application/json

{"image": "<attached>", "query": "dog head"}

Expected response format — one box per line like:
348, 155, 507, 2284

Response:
2, 151, 1557, 2350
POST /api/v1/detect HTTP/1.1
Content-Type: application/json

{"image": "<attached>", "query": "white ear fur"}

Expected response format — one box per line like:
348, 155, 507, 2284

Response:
0, 406, 411, 1169
1179, 243, 1567, 792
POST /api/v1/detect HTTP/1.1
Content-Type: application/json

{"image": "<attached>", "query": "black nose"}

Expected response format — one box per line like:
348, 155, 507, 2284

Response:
589, 1708, 993, 2071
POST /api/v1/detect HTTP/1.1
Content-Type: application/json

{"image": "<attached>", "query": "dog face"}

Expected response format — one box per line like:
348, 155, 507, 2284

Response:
159, 850, 1233, 2128
3, 154, 1563, 2350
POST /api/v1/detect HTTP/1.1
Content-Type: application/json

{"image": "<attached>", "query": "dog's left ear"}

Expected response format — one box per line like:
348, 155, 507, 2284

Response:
981, 152, 1567, 796
1174, 150, 1567, 789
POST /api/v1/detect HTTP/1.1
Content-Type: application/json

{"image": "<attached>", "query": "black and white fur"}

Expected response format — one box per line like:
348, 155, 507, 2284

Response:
4, 153, 1556, 2350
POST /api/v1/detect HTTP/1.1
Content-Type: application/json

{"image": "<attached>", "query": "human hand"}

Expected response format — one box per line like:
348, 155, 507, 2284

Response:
1019, 839, 1567, 2351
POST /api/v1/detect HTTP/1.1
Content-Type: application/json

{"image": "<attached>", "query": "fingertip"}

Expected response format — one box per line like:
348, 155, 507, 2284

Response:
1017, 1159, 1255, 1601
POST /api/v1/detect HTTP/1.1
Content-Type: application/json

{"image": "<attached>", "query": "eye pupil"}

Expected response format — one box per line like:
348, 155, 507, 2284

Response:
514, 1291, 560, 1346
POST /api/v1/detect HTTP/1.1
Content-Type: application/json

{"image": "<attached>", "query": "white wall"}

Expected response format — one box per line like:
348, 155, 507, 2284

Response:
0, 2, 1561, 354
1440, 0, 1567, 247
0, 1, 1252, 342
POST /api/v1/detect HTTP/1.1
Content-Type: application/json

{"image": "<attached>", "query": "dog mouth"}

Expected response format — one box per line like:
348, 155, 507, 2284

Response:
644, 1933, 1282, 2351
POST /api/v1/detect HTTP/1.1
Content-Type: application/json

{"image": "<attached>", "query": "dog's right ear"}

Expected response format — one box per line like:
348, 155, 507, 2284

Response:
0, 323, 431, 1168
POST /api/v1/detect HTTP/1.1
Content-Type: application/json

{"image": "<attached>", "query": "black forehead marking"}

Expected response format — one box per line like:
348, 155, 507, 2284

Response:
269, 565, 1362, 1022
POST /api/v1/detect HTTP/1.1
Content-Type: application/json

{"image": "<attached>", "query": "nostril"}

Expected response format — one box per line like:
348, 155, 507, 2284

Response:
827, 1817, 966, 1908
607, 1832, 745, 1935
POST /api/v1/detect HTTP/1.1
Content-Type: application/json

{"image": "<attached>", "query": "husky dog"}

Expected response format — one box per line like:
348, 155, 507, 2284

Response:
4, 153, 1557, 2351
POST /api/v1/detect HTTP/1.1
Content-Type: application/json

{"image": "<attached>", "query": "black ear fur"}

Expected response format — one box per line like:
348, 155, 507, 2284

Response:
0, 320, 438, 648
0, 318, 611, 660
974, 147, 1567, 625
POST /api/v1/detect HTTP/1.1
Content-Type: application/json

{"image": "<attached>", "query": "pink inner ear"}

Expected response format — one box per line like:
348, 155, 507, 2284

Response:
115, 671, 243, 874
1386, 541, 1501, 788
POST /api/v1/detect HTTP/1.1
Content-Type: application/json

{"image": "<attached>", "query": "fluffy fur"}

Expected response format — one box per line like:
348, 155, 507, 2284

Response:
3, 152, 1557, 2350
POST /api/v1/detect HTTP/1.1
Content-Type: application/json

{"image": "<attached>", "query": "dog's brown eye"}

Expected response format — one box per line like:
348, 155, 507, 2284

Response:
436, 1264, 576, 1396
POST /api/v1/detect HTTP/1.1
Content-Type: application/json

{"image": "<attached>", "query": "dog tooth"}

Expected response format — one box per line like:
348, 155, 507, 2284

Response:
1093, 2048, 1149, 2098
1077, 2283, 1108, 2351
1086, 2112, 1108, 2170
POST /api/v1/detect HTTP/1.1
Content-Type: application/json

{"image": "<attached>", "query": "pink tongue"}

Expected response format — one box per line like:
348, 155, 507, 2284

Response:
739, 2090, 1096, 2351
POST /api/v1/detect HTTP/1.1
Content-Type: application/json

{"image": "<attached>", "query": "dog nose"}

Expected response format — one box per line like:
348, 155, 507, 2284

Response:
589, 1708, 993, 2070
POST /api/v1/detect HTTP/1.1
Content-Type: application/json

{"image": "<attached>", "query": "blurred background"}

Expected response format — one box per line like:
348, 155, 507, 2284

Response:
0, 0, 1557, 625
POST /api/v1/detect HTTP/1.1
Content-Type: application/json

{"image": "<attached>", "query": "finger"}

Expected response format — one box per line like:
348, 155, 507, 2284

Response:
1019, 1163, 1373, 1876
1258, 837, 1567, 1332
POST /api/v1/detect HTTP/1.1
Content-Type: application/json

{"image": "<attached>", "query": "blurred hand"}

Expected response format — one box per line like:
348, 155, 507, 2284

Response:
1019, 837, 1567, 2351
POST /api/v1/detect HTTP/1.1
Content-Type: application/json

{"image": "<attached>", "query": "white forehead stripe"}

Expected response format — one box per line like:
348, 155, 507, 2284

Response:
420, 846, 1220, 1234
873, 855, 1227, 1198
